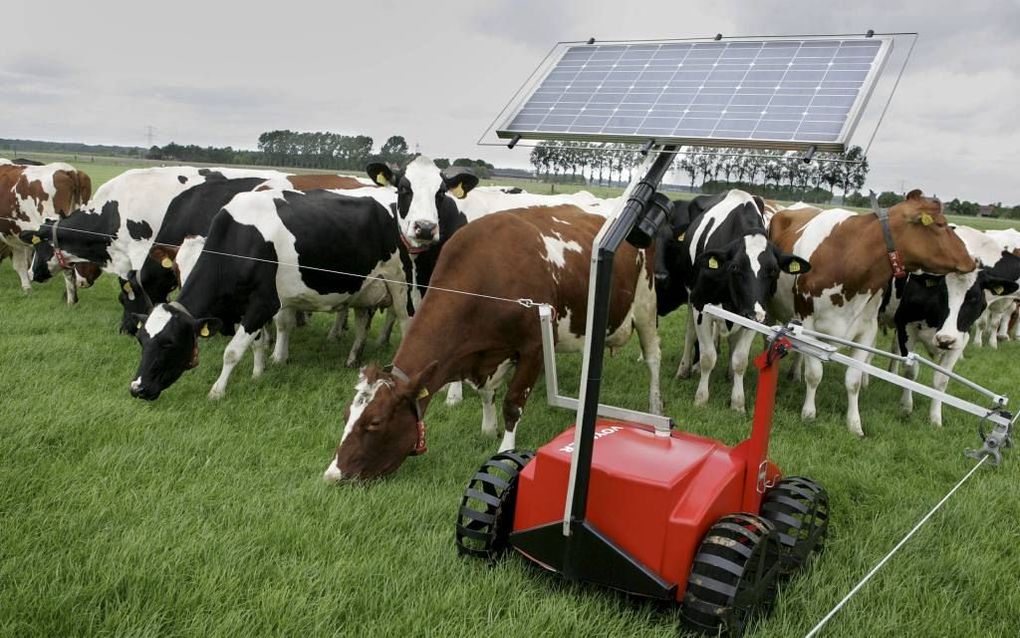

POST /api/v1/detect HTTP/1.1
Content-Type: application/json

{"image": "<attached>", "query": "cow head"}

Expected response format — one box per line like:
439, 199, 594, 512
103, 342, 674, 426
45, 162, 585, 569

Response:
902, 262, 1020, 351
20, 226, 103, 287
129, 303, 220, 401
693, 233, 810, 321
323, 362, 437, 483
892, 190, 976, 275
366, 157, 477, 251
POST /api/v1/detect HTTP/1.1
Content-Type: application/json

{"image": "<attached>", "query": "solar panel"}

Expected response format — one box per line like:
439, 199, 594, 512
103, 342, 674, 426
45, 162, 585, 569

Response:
496, 37, 892, 152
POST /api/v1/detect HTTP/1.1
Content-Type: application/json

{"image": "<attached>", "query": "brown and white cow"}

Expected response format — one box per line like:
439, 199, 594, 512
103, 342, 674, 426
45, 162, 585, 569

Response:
769, 190, 976, 436
323, 204, 662, 481
1, 161, 98, 302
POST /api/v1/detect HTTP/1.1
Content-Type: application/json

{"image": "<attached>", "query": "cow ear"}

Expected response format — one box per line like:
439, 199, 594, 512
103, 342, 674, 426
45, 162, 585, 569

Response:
367, 163, 395, 187
402, 361, 439, 399
442, 170, 479, 199
696, 249, 727, 271
906, 189, 924, 201
19, 227, 50, 245
195, 318, 222, 338
981, 277, 1019, 296
132, 313, 149, 333
777, 253, 811, 275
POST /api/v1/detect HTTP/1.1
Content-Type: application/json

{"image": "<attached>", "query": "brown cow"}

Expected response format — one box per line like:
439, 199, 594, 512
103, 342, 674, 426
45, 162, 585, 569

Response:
323, 204, 662, 481
768, 190, 976, 436
1, 161, 98, 302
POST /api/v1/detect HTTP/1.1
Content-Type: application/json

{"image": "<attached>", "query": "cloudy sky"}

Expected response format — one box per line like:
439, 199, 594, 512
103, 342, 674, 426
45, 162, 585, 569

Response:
3, 1, 1018, 202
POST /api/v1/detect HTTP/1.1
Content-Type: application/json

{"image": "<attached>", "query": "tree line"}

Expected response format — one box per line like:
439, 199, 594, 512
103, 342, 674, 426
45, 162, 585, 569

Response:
529, 141, 869, 204
144, 131, 495, 177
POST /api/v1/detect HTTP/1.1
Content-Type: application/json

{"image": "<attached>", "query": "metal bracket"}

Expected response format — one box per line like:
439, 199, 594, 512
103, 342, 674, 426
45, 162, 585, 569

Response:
965, 412, 1014, 466
537, 304, 672, 434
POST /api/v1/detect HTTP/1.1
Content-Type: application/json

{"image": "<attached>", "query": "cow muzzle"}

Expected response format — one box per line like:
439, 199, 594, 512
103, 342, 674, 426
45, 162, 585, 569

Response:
412, 220, 437, 242
935, 334, 959, 350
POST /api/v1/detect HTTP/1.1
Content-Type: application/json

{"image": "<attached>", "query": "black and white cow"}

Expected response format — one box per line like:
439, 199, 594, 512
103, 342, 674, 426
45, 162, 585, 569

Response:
129, 182, 472, 401
881, 255, 1019, 426
19, 166, 290, 294
671, 190, 810, 411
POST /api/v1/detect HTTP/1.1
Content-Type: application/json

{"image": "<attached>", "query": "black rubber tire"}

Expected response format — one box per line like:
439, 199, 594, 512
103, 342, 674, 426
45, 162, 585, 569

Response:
454, 449, 534, 562
681, 513, 781, 637
760, 476, 829, 575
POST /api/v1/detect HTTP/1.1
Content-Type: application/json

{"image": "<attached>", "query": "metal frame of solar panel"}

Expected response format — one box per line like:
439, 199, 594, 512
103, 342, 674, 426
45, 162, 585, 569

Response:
495, 36, 893, 153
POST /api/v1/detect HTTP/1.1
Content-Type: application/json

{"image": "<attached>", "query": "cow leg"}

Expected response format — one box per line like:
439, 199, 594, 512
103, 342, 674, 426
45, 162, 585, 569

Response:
271, 308, 297, 364
62, 269, 78, 305
209, 327, 258, 400
633, 285, 663, 415
693, 312, 717, 407
376, 308, 397, 346
996, 312, 1011, 342
11, 244, 32, 292
728, 328, 756, 413
676, 305, 696, 379
844, 328, 876, 438
479, 388, 498, 438
252, 329, 268, 379
929, 348, 963, 427
500, 352, 543, 452
801, 353, 823, 422
445, 381, 464, 406
327, 304, 348, 342
972, 318, 985, 347
345, 308, 373, 368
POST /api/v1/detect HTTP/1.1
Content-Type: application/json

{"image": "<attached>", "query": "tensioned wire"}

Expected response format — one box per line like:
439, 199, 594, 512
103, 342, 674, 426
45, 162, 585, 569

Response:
36, 221, 544, 309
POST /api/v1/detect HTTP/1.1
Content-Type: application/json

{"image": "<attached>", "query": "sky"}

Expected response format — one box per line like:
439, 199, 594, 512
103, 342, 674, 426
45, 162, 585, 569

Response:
3, 0, 1018, 203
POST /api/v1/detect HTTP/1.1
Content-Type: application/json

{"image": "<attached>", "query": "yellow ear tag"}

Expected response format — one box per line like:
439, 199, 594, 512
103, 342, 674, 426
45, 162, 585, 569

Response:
123, 282, 133, 294
417, 388, 430, 399
708, 256, 719, 270
789, 261, 801, 273
994, 286, 1005, 295
375, 174, 389, 187
136, 321, 142, 331
200, 325, 210, 337
920, 213, 934, 226
450, 183, 466, 199
31, 235, 41, 245
677, 232, 685, 241
161, 257, 173, 269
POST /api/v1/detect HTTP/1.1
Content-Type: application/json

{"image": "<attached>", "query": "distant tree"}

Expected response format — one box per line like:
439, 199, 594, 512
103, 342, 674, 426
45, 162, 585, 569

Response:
434, 158, 450, 169
379, 135, 410, 164
877, 191, 904, 208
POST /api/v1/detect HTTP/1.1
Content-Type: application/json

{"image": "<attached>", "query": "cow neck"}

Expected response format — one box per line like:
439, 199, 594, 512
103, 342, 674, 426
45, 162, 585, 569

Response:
874, 206, 907, 279
821, 216, 899, 299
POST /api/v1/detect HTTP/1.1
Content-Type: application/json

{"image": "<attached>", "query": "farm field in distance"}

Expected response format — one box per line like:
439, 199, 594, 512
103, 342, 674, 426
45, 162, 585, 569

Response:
3, 153, 1020, 636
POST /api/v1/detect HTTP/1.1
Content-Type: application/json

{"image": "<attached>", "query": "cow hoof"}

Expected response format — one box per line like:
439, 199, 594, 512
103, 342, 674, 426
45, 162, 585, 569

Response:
900, 403, 913, 416
730, 400, 746, 414
801, 407, 816, 421
694, 392, 709, 407
208, 388, 226, 401
271, 355, 287, 365
675, 364, 691, 380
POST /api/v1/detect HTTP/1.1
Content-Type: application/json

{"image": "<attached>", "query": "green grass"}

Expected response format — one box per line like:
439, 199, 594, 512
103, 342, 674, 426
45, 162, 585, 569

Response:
3, 261, 1020, 637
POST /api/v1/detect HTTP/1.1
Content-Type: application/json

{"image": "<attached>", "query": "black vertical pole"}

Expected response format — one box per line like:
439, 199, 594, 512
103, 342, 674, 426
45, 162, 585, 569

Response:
568, 146, 677, 527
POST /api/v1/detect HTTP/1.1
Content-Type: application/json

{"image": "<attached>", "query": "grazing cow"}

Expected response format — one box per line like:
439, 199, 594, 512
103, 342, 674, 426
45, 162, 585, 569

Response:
19, 166, 289, 288
670, 190, 810, 412
1, 161, 96, 302
129, 181, 473, 401
120, 173, 373, 335
769, 190, 976, 436
322, 204, 662, 482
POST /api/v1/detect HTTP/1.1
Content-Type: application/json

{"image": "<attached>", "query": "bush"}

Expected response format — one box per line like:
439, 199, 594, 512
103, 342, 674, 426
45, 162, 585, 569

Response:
877, 191, 904, 208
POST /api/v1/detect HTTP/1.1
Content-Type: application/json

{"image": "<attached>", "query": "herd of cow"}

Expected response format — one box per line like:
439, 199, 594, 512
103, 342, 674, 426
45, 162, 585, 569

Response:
3, 156, 1019, 483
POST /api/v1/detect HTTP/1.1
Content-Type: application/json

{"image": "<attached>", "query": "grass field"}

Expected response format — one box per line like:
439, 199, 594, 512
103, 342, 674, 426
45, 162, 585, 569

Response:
3, 154, 1020, 636
3, 252, 1020, 637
